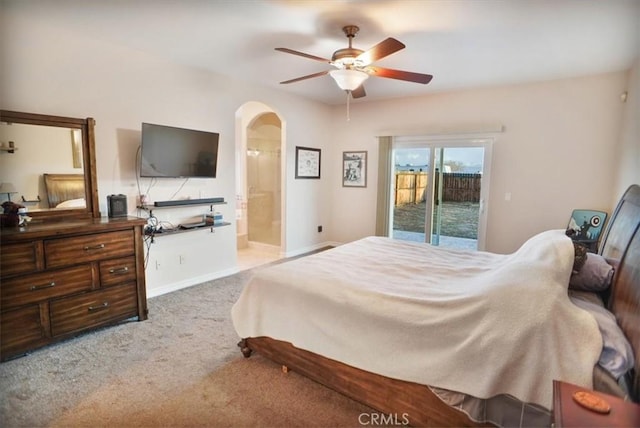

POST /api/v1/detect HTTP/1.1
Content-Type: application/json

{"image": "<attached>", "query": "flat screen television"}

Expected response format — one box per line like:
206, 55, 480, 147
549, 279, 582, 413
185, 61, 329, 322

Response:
140, 122, 219, 178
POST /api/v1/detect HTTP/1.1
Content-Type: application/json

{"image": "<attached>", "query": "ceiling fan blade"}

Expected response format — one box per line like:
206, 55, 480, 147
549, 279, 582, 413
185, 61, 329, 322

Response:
356, 38, 405, 65
351, 85, 366, 99
275, 47, 331, 63
279, 70, 329, 85
367, 66, 433, 84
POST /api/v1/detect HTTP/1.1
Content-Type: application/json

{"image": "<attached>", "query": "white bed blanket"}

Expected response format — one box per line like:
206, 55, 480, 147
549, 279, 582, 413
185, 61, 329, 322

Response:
231, 230, 602, 409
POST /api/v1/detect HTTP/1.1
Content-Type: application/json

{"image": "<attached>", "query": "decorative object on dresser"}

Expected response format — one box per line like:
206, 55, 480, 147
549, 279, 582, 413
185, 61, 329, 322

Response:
107, 194, 128, 218
0, 182, 18, 200
0, 110, 148, 362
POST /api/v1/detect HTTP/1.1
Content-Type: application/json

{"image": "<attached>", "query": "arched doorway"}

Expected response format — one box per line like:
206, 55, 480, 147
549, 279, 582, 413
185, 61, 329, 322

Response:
235, 102, 285, 269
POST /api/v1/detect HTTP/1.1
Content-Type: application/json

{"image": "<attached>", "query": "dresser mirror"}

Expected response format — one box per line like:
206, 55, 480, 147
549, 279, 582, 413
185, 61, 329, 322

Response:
0, 110, 100, 220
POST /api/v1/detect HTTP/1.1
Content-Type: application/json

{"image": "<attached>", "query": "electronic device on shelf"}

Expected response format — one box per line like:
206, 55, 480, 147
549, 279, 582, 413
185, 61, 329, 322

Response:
138, 197, 228, 243
140, 122, 219, 178
153, 197, 224, 207
179, 221, 207, 230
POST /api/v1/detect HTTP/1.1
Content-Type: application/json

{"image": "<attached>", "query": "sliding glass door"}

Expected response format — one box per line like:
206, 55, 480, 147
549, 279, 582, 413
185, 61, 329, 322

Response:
391, 138, 492, 250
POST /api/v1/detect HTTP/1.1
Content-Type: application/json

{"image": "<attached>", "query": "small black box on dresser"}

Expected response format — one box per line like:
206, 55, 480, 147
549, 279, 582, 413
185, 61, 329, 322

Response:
107, 194, 128, 218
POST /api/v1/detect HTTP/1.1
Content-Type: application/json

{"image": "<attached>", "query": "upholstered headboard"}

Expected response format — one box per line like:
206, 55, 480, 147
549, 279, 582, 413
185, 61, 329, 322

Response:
599, 184, 640, 402
43, 173, 86, 208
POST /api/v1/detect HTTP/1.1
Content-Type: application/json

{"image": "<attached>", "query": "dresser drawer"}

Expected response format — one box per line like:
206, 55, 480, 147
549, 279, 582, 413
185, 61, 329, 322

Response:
1, 241, 44, 276
1, 264, 94, 310
1, 304, 48, 359
45, 230, 134, 269
100, 256, 137, 288
50, 282, 138, 336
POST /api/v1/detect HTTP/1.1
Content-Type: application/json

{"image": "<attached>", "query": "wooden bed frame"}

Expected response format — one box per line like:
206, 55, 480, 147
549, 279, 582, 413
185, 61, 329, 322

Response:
239, 184, 640, 426
43, 173, 86, 208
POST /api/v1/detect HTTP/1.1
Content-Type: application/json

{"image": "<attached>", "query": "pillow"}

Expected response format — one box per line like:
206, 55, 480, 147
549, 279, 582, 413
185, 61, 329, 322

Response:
569, 293, 635, 380
568, 289, 604, 307
569, 253, 614, 292
55, 198, 86, 209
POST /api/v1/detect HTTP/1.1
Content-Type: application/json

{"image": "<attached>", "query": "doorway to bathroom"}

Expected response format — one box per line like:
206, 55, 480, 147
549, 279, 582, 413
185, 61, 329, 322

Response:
246, 113, 282, 247
235, 105, 285, 271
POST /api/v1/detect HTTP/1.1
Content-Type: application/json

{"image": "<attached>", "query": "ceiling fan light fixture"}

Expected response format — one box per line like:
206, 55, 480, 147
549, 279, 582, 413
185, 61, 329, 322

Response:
329, 69, 369, 91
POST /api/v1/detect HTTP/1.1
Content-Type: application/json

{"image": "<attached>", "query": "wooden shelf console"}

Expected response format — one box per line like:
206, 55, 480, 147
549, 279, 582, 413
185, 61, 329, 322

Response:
0, 217, 148, 361
137, 200, 230, 242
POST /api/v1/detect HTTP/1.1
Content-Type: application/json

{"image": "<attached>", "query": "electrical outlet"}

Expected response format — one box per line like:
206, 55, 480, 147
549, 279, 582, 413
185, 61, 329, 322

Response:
317, 225, 323, 233
179, 255, 185, 265
155, 260, 161, 270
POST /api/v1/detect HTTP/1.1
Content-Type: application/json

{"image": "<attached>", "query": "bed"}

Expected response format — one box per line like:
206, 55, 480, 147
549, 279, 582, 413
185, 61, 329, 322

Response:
231, 184, 640, 427
43, 173, 86, 208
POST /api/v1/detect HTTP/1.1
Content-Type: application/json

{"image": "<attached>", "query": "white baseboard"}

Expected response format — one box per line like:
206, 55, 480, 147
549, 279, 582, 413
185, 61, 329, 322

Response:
146, 267, 239, 299
283, 240, 342, 258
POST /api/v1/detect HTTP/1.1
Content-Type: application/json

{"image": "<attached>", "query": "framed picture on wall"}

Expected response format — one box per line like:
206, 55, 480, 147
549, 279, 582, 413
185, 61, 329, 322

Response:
295, 146, 321, 179
342, 151, 367, 187
566, 209, 607, 252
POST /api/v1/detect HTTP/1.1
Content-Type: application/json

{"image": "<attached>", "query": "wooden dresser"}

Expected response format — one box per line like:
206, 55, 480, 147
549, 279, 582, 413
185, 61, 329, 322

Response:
0, 217, 148, 361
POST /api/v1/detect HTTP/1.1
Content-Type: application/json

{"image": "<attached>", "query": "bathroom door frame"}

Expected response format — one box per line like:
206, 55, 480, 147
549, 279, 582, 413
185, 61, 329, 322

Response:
235, 103, 286, 256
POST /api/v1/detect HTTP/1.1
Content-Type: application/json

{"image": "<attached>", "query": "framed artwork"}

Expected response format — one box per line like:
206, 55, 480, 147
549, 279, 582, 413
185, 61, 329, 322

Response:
342, 151, 367, 187
295, 146, 321, 179
566, 209, 607, 242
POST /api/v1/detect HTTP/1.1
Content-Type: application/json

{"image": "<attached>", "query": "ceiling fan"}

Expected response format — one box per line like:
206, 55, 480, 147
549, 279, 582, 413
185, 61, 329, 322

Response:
275, 25, 433, 99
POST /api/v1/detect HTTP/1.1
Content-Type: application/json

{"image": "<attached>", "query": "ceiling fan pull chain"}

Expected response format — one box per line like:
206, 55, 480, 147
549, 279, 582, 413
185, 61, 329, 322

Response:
346, 90, 351, 121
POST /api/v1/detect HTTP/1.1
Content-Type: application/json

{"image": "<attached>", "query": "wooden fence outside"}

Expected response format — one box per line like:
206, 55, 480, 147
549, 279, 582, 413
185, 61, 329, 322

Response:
395, 172, 428, 205
395, 172, 481, 205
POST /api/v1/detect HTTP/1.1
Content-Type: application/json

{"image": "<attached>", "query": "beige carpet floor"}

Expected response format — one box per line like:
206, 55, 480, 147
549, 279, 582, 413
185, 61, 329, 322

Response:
0, 265, 374, 428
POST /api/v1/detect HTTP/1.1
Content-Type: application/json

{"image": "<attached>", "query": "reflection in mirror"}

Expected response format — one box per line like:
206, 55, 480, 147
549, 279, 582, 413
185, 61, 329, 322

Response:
0, 110, 98, 220
0, 121, 85, 211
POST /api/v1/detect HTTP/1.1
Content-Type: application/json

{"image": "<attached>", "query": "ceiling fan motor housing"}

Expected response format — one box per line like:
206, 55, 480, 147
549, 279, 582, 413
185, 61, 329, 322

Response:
332, 25, 364, 68
332, 48, 365, 68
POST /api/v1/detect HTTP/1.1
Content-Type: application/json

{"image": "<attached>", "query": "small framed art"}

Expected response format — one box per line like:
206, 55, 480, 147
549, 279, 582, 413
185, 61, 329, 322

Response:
295, 146, 321, 179
342, 151, 367, 187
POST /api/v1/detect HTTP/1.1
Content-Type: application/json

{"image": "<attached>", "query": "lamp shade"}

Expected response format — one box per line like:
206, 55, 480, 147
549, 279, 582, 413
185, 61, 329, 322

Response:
329, 69, 369, 91
0, 182, 17, 194
0, 182, 17, 201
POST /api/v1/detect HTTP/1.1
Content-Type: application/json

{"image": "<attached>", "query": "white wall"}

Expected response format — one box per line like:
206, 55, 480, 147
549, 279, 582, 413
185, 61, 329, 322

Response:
613, 58, 640, 203
326, 72, 630, 253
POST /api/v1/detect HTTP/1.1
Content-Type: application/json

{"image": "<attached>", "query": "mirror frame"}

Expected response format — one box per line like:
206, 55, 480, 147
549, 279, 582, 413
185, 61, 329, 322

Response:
0, 110, 100, 220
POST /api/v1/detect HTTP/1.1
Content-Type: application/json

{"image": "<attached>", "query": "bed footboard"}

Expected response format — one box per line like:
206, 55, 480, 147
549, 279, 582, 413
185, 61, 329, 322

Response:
239, 337, 491, 427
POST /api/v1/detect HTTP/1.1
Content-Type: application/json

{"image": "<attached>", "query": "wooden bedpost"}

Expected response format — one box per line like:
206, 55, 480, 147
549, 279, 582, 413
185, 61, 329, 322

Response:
238, 339, 252, 358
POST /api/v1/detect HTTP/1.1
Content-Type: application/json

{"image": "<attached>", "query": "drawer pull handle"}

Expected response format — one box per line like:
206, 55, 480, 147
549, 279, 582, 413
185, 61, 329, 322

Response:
88, 302, 109, 312
83, 244, 106, 251
109, 266, 129, 275
30, 282, 56, 291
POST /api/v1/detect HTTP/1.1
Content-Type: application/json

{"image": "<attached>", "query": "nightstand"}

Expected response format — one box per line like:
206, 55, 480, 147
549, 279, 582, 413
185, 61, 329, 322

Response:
553, 380, 640, 427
